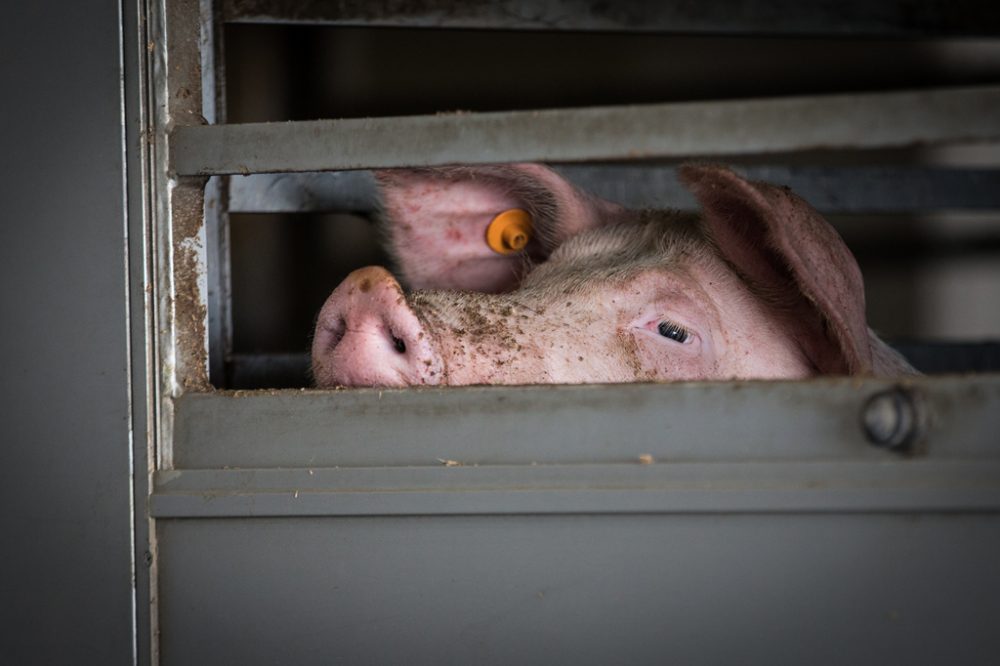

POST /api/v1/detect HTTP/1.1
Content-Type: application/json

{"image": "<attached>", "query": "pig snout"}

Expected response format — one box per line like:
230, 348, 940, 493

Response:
312, 266, 444, 387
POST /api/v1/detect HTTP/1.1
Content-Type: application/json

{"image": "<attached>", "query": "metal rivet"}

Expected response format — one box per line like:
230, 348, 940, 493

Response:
861, 387, 923, 451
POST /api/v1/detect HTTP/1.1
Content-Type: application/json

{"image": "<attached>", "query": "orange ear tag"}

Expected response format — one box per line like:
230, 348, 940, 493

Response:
485, 209, 533, 255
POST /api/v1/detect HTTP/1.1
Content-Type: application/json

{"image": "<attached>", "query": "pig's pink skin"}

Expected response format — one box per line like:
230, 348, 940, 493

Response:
312, 266, 444, 388
377, 164, 629, 293
313, 163, 916, 388
410, 263, 813, 386
314, 238, 812, 388
680, 165, 873, 374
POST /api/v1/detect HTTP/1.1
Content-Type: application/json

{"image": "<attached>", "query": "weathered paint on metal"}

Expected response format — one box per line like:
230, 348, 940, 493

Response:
157, 0, 211, 395
152, 459, 1000, 518
171, 375, 1000, 469
170, 86, 1000, 176
169, 181, 210, 392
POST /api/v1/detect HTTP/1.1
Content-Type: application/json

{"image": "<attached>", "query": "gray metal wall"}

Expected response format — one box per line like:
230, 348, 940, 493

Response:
158, 514, 1000, 665
0, 2, 135, 663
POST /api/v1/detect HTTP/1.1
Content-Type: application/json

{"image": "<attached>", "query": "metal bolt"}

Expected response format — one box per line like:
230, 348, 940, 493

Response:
861, 387, 924, 451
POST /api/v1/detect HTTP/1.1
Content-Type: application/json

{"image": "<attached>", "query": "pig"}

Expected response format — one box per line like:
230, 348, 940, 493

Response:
311, 163, 915, 388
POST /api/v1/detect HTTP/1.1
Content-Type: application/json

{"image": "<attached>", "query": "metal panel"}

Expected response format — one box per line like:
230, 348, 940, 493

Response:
157, 514, 1000, 665
220, 0, 1000, 37
228, 166, 1000, 214
152, 460, 1000, 518
170, 86, 1000, 176
171, 376, 999, 469
0, 1, 136, 663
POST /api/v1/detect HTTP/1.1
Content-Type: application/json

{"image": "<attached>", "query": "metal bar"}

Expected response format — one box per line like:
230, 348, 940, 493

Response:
148, 0, 211, 661
201, 0, 233, 388
226, 352, 312, 389
223, 343, 1000, 390
559, 165, 1000, 213
228, 170, 376, 213
220, 0, 1000, 37
227, 167, 1000, 214
123, 0, 155, 659
892, 341, 1000, 374
172, 376, 1000, 469
151, 461, 1000, 518
171, 87, 1000, 176
156, 0, 211, 398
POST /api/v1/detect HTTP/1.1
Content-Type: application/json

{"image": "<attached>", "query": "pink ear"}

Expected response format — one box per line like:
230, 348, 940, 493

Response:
376, 164, 623, 293
679, 164, 873, 375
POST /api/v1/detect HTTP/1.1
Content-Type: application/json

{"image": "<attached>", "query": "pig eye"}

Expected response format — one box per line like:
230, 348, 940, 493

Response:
657, 321, 689, 343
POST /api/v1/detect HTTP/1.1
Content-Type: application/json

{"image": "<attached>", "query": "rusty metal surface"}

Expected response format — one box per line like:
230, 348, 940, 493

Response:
154, 0, 210, 397
220, 0, 1000, 37
167, 182, 209, 392
227, 166, 1000, 214
171, 86, 1000, 176
147, 2, 213, 663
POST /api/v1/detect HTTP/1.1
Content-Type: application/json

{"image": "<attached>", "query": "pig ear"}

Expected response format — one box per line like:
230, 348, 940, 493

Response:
375, 164, 623, 293
679, 164, 873, 375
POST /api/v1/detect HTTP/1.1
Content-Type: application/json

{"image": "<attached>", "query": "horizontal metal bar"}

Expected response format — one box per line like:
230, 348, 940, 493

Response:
172, 87, 1000, 176
173, 376, 1000, 469
892, 341, 1000, 374
560, 166, 1000, 213
221, 0, 1000, 37
152, 460, 1000, 518
224, 343, 1000, 390
228, 170, 376, 213
226, 352, 312, 389
227, 167, 1000, 214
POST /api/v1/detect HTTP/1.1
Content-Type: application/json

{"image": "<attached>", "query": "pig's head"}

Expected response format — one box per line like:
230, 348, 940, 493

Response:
312, 163, 914, 387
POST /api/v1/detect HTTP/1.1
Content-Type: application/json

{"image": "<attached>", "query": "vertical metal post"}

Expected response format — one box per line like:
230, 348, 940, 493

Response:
146, 1, 209, 659
153, 0, 209, 402
201, 0, 232, 387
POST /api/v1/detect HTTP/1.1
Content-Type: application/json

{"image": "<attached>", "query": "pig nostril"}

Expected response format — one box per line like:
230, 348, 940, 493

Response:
391, 334, 406, 354
332, 317, 347, 347
322, 316, 347, 351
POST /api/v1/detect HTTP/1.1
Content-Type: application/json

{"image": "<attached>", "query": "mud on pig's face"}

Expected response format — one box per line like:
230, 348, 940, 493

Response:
312, 163, 908, 387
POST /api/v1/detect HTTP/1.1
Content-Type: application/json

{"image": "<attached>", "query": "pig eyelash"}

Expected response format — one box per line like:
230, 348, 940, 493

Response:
657, 320, 690, 344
